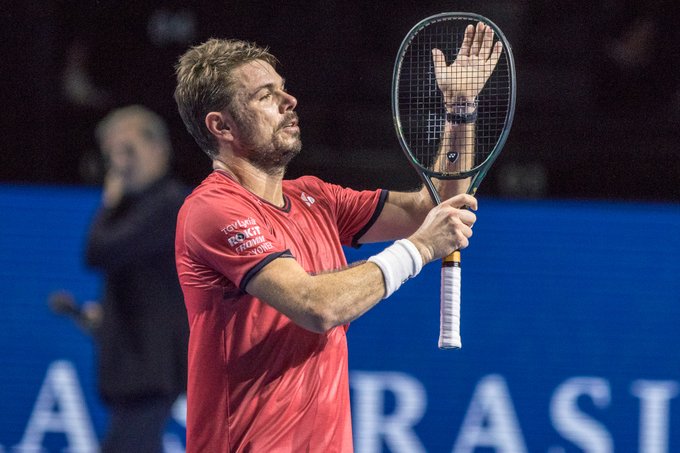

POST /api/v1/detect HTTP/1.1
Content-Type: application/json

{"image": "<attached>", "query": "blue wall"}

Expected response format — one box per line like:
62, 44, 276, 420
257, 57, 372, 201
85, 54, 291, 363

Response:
1, 185, 678, 452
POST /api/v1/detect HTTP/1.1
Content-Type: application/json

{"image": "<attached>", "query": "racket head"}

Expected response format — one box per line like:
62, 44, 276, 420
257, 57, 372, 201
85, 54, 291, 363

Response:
392, 12, 516, 193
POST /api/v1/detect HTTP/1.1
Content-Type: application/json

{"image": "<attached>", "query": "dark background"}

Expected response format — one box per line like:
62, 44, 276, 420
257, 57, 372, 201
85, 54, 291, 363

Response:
2, 0, 679, 202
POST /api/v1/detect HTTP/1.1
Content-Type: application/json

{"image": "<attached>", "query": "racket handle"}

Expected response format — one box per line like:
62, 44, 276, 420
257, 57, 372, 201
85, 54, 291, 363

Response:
439, 250, 461, 349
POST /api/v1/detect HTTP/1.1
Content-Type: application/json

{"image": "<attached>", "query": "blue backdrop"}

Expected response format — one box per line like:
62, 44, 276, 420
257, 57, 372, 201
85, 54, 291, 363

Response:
1, 185, 678, 452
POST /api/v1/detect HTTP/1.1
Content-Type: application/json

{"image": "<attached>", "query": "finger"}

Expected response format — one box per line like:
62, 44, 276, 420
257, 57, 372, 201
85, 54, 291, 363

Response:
443, 194, 478, 211
459, 224, 473, 239
431, 48, 446, 77
458, 209, 477, 227
470, 22, 485, 56
487, 41, 503, 70
455, 233, 470, 250
459, 24, 474, 57
480, 25, 495, 60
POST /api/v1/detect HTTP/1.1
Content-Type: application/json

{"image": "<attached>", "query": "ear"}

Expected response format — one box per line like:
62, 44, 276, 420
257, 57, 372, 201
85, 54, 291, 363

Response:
205, 111, 235, 143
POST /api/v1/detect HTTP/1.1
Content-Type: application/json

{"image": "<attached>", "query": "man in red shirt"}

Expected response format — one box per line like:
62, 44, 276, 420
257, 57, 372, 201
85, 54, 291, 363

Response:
174, 29, 492, 451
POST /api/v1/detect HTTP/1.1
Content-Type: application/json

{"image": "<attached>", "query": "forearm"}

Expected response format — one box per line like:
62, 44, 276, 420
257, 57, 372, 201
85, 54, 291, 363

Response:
248, 189, 477, 333
431, 120, 475, 199
357, 189, 432, 243
247, 258, 387, 334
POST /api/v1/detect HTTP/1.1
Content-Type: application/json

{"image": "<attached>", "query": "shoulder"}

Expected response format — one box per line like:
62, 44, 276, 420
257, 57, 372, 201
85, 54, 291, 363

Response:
284, 175, 327, 192
179, 172, 261, 227
284, 175, 348, 199
185, 172, 248, 205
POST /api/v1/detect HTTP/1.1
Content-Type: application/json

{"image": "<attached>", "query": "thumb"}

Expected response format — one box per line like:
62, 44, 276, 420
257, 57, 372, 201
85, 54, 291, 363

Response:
431, 48, 446, 72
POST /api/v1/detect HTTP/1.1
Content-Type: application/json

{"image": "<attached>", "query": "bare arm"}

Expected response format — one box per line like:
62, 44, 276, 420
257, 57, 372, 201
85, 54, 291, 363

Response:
246, 258, 385, 333
246, 194, 477, 333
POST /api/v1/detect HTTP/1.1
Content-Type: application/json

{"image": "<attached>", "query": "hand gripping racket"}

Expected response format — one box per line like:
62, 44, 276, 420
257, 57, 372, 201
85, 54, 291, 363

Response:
392, 12, 516, 349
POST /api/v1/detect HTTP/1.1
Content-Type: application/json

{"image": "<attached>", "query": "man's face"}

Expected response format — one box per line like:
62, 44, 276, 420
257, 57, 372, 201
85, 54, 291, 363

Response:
100, 116, 167, 192
228, 60, 301, 173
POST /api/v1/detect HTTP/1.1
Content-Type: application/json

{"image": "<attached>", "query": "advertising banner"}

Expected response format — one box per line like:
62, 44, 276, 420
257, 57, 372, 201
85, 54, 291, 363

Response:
1, 186, 678, 452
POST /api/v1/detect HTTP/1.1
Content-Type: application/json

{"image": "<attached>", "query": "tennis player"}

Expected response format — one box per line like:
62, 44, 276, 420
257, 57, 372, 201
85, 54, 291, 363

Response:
174, 32, 492, 452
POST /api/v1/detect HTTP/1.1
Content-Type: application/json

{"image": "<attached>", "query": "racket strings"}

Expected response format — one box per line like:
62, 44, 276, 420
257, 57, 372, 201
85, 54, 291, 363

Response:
397, 18, 512, 177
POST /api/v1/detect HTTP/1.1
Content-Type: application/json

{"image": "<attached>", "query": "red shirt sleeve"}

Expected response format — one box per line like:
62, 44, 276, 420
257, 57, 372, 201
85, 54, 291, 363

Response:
299, 176, 387, 247
179, 192, 292, 291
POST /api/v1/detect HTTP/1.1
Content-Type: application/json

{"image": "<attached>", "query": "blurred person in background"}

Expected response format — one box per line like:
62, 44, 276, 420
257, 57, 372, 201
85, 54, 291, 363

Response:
84, 105, 189, 453
55, 0, 308, 186
56, 1, 222, 186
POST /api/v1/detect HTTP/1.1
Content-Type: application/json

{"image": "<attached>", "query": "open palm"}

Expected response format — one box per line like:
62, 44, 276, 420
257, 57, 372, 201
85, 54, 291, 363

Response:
432, 22, 503, 103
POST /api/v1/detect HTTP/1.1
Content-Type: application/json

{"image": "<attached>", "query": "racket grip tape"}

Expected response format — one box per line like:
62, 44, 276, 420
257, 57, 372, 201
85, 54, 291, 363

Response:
439, 250, 461, 349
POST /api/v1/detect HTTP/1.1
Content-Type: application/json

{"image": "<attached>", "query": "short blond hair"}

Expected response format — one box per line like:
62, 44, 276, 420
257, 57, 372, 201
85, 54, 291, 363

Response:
174, 38, 278, 158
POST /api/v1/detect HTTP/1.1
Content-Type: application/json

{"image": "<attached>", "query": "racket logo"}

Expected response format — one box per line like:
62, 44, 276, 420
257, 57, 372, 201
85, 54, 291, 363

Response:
447, 151, 459, 163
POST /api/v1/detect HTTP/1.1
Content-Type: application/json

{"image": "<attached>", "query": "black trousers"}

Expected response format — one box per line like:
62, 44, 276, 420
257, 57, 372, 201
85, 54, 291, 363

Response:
101, 395, 178, 453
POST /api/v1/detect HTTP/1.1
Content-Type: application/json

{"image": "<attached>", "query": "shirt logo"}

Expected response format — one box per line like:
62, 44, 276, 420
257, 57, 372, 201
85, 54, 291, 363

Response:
221, 218, 274, 255
301, 192, 315, 207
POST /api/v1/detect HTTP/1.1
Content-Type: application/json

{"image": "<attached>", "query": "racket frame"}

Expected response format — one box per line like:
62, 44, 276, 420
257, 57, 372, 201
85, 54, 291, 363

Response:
391, 12, 516, 348
392, 11, 516, 202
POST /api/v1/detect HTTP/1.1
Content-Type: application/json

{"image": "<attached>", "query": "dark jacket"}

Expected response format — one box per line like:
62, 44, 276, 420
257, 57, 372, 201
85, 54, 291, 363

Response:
85, 176, 189, 404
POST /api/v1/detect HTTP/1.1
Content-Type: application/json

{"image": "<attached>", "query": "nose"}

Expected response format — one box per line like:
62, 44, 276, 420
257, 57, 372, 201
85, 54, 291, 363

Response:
280, 91, 297, 112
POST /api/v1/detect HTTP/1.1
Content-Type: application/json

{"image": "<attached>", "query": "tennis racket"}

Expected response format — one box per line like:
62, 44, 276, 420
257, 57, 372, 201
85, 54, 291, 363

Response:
392, 12, 516, 349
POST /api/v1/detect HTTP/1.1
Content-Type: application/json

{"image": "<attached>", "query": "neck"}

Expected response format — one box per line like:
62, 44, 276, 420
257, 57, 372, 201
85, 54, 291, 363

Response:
213, 156, 285, 207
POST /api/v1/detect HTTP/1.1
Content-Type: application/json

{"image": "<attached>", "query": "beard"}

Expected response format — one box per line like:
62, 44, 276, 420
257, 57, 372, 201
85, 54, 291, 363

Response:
236, 111, 302, 175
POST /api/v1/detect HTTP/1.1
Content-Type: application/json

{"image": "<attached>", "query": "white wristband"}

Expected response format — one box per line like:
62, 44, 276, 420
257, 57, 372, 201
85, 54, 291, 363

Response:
367, 239, 423, 299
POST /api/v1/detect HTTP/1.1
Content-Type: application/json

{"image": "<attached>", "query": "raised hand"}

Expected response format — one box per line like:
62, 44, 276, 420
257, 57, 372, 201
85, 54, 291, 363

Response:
432, 22, 503, 103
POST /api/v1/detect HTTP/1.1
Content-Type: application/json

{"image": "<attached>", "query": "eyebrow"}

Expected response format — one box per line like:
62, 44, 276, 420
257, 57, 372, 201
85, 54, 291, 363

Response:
250, 78, 286, 99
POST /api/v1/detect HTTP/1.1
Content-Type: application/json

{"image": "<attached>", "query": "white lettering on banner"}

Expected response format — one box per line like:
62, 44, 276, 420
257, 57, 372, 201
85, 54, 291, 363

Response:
163, 433, 186, 453
631, 380, 679, 453
13, 361, 98, 453
8, 366, 675, 452
452, 374, 527, 453
171, 394, 187, 427
348, 372, 678, 452
350, 371, 427, 453
550, 377, 613, 453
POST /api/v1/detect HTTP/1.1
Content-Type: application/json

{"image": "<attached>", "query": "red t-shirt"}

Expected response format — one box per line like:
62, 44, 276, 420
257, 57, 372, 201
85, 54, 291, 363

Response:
175, 171, 386, 452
